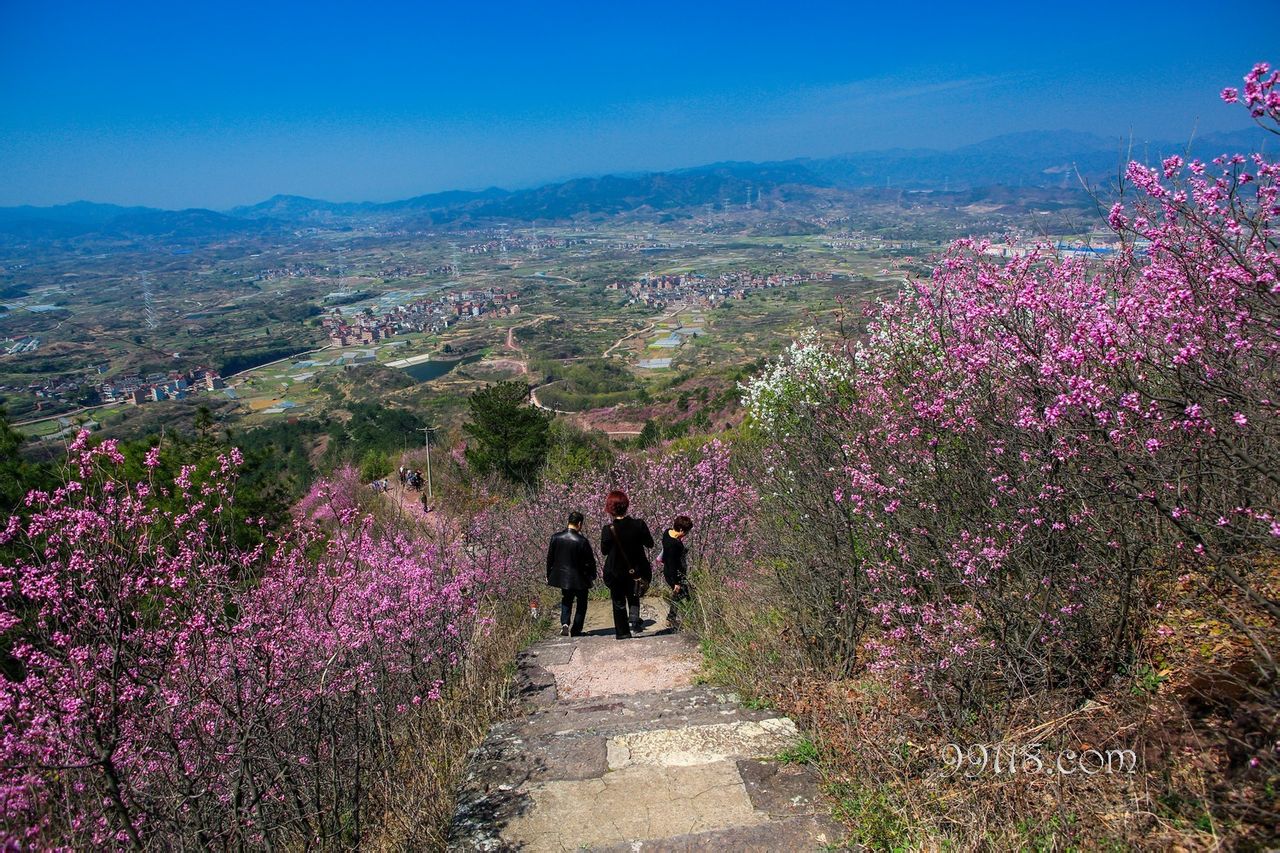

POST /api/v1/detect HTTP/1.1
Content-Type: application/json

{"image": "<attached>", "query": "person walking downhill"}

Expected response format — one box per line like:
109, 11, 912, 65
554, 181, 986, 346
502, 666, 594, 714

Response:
546, 511, 597, 637
600, 490, 654, 640
661, 515, 693, 630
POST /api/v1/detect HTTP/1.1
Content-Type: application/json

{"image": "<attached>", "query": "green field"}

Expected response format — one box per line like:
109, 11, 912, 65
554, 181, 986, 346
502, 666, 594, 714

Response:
2, 213, 1008, 445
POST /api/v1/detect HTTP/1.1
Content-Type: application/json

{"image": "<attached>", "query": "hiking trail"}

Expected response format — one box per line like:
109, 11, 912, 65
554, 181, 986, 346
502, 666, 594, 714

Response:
449, 598, 845, 851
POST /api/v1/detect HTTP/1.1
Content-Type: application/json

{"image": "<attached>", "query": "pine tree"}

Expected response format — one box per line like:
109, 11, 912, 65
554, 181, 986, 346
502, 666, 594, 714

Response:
462, 382, 552, 486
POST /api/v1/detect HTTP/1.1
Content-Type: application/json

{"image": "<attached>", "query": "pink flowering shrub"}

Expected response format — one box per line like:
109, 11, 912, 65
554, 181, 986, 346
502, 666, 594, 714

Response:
292, 462, 365, 523
0, 433, 528, 847
742, 64, 1279, 708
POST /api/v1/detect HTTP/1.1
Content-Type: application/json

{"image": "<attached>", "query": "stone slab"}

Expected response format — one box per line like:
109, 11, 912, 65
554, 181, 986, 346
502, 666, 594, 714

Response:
449, 609, 844, 852
513, 662, 558, 710
521, 641, 578, 667
737, 759, 828, 817
606, 718, 800, 769
449, 785, 531, 852
545, 634, 701, 699
502, 760, 769, 850
458, 732, 610, 792
593, 814, 850, 852
513, 686, 775, 740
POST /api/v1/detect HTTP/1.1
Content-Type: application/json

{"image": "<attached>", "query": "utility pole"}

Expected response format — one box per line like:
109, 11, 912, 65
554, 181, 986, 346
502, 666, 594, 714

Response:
417, 425, 436, 502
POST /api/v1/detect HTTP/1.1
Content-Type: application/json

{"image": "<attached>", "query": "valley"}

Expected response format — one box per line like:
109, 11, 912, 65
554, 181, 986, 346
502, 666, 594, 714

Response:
0, 177, 1106, 450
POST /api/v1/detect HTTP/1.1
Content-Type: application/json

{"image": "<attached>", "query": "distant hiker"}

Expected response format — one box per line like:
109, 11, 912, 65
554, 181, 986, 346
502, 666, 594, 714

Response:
546, 511, 597, 637
662, 515, 693, 629
600, 490, 654, 639
398, 465, 406, 486
421, 492, 431, 514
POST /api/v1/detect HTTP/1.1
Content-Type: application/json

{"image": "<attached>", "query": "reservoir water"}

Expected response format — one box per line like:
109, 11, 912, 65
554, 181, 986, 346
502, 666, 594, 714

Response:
401, 354, 482, 382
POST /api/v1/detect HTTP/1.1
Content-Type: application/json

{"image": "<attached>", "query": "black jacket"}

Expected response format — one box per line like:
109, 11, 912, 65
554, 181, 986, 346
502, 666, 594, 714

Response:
546, 528, 597, 590
600, 516, 654, 589
661, 530, 688, 588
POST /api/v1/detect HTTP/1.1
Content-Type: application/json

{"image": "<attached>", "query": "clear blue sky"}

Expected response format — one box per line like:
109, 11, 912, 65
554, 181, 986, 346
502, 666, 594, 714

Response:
0, 0, 1274, 209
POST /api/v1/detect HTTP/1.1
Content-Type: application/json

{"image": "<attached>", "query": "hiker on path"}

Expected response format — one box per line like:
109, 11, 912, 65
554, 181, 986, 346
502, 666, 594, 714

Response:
546, 511, 597, 637
661, 515, 693, 629
600, 490, 654, 640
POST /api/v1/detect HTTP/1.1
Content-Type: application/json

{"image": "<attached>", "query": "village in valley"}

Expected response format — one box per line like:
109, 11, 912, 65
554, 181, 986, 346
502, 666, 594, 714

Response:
1, 194, 1099, 444
607, 269, 820, 309
320, 285, 521, 347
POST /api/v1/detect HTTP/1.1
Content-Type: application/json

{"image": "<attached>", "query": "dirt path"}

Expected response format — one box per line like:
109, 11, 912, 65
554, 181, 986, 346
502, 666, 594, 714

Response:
506, 311, 657, 438
601, 320, 655, 360
377, 482, 454, 536
530, 271, 580, 286
528, 380, 572, 415
504, 318, 585, 418
449, 601, 844, 851
603, 305, 684, 360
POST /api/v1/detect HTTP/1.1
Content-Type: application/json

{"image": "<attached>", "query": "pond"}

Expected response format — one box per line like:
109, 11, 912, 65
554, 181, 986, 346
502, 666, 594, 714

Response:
401, 353, 482, 382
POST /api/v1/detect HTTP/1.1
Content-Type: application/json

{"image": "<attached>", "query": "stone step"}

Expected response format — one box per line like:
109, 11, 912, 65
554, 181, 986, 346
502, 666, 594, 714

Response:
505, 685, 779, 740
460, 708, 802, 790
520, 633, 702, 702
449, 602, 846, 852
451, 760, 844, 852
592, 814, 850, 852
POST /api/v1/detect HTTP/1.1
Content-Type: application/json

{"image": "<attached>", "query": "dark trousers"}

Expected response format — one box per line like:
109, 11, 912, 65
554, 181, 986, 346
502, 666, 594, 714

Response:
609, 589, 641, 638
559, 588, 588, 635
668, 583, 691, 626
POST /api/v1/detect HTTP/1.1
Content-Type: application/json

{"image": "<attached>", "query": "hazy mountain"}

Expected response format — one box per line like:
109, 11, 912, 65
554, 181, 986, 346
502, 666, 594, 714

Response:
227, 188, 511, 220
433, 162, 826, 221
228, 194, 371, 220
2, 128, 1272, 234
101, 208, 270, 239
0, 201, 163, 238
0, 207, 274, 241
801, 131, 1124, 190
0, 200, 157, 226
378, 187, 510, 211
798, 128, 1274, 191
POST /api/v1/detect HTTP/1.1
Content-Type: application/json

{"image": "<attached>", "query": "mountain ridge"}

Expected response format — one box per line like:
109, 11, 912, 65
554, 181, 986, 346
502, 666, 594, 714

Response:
1, 128, 1270, 238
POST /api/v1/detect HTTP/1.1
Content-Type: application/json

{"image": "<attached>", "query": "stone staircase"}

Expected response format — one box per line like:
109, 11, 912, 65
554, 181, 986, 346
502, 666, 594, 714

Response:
449, 598, 846, 851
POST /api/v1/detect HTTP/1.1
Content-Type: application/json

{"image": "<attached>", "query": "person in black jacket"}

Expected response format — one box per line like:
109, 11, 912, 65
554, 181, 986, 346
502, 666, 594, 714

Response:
600, 490, 654, 639
661, 515, 693, 629
546, 511, 597, 637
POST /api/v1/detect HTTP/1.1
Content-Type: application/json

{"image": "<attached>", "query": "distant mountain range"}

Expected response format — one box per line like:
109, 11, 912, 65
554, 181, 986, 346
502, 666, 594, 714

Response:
1, 128, 1270, 240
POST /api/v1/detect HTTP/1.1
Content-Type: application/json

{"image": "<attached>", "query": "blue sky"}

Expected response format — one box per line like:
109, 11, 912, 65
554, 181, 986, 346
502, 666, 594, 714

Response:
0, 0, 1275, 208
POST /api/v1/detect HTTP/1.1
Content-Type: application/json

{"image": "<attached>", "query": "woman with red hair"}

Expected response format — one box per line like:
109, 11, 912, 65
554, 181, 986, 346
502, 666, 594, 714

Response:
600, 489, 654, 639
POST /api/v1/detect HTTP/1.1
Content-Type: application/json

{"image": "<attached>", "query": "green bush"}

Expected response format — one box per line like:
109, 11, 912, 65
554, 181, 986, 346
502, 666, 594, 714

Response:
359, 448, 392, 481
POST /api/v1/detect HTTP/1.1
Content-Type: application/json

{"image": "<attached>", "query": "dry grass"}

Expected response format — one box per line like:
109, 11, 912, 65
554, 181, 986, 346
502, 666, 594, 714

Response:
692, 563, 1279, 852
363, 601, 543, 851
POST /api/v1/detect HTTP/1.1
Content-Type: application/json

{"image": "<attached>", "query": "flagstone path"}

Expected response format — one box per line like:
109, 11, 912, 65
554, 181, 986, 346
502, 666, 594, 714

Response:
449, 598, 847, 851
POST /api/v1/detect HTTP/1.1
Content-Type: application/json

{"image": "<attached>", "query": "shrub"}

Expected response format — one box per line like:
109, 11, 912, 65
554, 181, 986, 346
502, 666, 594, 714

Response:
0, 433, 533, 848
740, 67, 1280, 707
718, 62, 1280, 848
